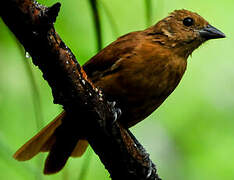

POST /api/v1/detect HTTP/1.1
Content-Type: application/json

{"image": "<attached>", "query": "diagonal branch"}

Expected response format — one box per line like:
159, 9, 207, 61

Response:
0, 0, 161, 179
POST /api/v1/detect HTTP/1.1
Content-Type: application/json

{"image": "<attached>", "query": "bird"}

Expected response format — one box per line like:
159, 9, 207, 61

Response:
13, 9, 225, 174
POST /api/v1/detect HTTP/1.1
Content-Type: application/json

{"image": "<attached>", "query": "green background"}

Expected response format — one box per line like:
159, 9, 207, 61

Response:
0, 0, 233, 179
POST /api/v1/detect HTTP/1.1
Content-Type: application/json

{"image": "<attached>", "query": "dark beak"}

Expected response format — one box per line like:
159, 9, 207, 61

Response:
199, 24, 226, 40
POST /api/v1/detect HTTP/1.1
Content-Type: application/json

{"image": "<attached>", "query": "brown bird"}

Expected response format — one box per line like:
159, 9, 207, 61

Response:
13, 9, 225, 174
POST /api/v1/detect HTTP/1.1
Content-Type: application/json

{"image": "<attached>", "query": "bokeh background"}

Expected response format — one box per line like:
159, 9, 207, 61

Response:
0, 0, 233, 179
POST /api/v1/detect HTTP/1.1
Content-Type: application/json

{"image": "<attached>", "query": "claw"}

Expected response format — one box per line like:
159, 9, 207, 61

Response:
116, 108, 122, 117
113, 111, 118, 122
107, 101, 122, 123
107, 101, 116, 108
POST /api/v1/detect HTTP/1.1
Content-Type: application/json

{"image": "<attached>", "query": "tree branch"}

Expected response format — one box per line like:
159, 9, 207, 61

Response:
0, 0, 161, 179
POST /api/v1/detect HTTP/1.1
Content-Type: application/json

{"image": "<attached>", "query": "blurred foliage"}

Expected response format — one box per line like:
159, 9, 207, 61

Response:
0, 0, 233, 180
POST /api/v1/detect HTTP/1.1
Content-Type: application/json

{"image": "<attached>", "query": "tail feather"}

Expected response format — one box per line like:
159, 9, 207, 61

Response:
44, 127, 78, 174
71, 139, 89, 157
13, 112, 65, 161
13, 111, 89, 174
40, 133, 57, 152
43, 139, 89, 174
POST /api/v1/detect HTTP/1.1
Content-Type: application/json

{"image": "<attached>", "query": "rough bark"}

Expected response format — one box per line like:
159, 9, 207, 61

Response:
0, 1, 161, 179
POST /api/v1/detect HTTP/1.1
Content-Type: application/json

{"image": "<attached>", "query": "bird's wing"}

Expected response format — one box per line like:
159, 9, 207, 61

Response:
83, 31, 140, 81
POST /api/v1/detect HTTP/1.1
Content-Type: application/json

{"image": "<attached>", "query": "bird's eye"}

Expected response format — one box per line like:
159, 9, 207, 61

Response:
183, 17, 194, 27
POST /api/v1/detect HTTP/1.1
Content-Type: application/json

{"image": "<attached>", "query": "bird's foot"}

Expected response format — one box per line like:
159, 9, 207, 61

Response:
107, 101, 122, 124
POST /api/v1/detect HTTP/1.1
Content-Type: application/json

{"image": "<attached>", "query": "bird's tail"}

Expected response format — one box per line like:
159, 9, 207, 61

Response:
13, 111, 89, 174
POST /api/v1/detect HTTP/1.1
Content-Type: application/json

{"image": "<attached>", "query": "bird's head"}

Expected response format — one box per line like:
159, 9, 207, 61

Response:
147, 9, 225, 57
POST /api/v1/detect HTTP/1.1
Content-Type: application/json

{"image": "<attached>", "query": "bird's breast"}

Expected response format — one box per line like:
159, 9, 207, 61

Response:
121, 56, 187, 127
95, 53, 187, 128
